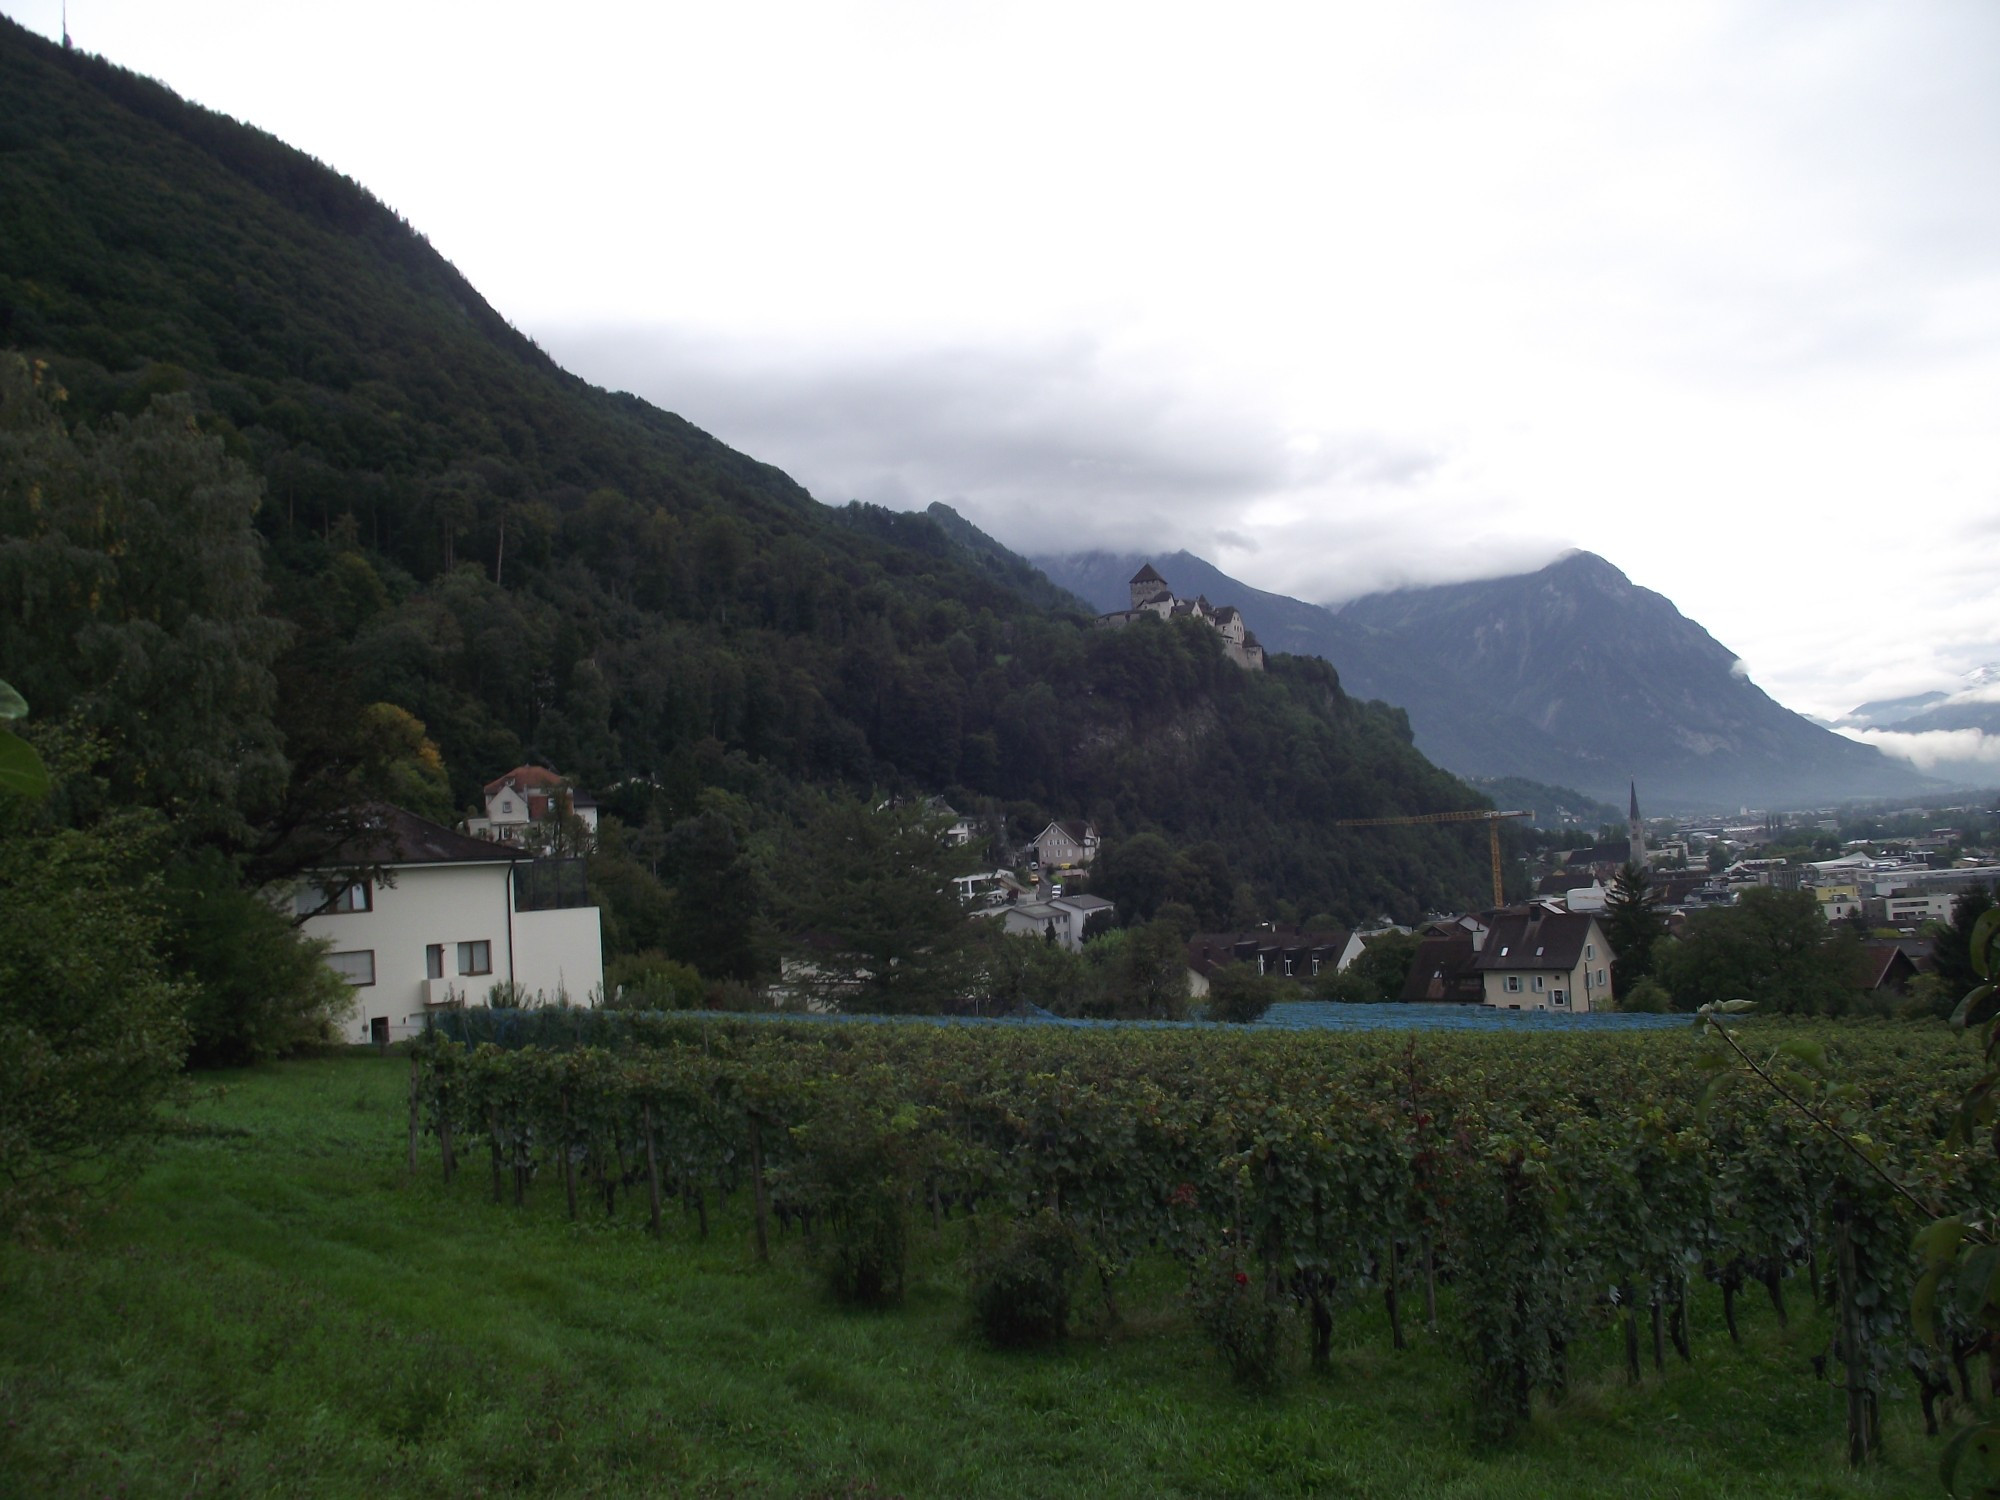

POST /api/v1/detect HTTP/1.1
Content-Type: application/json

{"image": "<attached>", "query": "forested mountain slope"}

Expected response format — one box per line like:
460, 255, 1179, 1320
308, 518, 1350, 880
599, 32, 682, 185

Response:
0, 18, 1497, 925
1039, 548, 1930, 811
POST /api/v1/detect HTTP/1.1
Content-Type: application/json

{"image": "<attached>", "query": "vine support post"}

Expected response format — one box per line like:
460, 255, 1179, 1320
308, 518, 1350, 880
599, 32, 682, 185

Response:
561, 1091, 578, 1222
643, 1103, 662, 1239
1384, 1239, 1405, 1350
406, 1059, 420, 1176
440, 1110, 455, 1184
747, 1112, 771, 1265
1834, 1208, 1878, 1467
1422, 1234, 1437, 1332
488, 1109, 504, 1206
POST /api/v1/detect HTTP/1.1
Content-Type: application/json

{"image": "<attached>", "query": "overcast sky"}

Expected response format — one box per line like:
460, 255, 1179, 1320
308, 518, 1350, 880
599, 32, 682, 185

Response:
10, 0, 1999, 737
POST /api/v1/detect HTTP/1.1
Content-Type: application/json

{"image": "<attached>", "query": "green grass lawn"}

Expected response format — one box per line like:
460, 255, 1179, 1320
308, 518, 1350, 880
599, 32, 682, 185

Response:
0, 1054, 1955, 1498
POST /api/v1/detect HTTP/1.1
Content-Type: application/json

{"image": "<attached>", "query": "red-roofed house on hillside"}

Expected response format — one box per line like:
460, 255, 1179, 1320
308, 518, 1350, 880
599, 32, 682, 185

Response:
466, 765, 600, 849
1471, 904, 1614, 1013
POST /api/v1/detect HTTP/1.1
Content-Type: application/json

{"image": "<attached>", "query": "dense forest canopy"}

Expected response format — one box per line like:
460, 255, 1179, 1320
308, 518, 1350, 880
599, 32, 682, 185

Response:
0, 17, 1503, 933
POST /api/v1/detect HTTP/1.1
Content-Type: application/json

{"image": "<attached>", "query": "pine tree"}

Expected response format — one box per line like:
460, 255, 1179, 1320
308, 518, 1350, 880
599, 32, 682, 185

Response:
1604, 861, 1664, 997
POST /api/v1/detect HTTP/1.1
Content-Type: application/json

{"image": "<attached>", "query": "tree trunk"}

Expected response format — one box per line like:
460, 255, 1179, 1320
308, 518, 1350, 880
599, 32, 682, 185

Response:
643, 1103, 663, 1239
748, 1114, 771, 1264
406, 1060, 421, 1176
1384, 1239, 1405, 1351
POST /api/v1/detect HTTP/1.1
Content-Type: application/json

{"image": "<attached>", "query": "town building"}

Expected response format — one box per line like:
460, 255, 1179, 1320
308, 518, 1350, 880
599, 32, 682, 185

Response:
1471, 905, 1614, 1013
295, 805, 603, 1045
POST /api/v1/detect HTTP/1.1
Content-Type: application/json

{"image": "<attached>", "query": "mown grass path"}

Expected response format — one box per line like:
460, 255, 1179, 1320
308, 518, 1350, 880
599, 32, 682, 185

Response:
0, 1055, 1951, 1498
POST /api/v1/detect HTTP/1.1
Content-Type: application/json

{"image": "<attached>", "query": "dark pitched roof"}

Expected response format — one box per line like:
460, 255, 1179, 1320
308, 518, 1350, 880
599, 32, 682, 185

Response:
1856, 942, 1921, 992
1131, 563, 1166, 584
311, 805, 526, 870
1400, 933, 1484, 1002
1471, 909, 1609, 972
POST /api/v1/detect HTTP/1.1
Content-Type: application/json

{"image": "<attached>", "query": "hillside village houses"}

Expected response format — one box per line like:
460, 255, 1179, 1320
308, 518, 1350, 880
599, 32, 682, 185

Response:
297, 805, 604, 1045
1096, 564, 1267, 670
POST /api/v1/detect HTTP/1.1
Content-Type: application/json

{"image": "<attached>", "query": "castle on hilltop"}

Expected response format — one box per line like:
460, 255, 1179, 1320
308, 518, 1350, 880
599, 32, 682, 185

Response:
1096, 563, 1265, 671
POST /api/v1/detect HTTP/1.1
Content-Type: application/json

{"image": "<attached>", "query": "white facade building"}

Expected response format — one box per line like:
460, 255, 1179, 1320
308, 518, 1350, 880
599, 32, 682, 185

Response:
296, 807, 604, 1045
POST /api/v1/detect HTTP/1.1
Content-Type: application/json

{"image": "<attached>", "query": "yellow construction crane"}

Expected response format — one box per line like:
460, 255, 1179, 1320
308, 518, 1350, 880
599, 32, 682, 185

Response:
1332, 808, 1532, 909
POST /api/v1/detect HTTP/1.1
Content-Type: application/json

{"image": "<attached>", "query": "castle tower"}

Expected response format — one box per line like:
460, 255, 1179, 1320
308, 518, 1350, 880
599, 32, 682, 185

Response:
1628, 782, 1648, 869
1129, 562, 1172, 611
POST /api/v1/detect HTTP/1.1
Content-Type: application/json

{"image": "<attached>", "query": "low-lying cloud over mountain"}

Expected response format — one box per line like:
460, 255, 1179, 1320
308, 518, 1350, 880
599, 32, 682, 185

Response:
1835, 666, 2000, 781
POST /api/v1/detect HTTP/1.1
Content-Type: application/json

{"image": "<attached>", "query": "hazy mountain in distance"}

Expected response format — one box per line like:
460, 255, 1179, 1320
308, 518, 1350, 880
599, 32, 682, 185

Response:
1034, 548, 1934, 812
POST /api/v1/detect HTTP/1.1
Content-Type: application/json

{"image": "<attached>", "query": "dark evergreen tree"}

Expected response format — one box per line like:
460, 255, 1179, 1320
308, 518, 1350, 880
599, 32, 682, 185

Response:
1603, 861, 1665, 997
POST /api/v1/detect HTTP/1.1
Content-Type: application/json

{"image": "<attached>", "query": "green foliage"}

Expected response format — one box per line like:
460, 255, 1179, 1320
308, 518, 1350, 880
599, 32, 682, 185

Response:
160, 848, 347, 1066
1604, 861, 1664, 995
0, 360, 290, 846
1335, 929, 1421, 1002
1203, 962, 1291, 1024
1189, 1244, 1296, 1390
1654, 888, 1864, 1015
603, 952, 706, 1011
0, 776, 188, 1241
1618, 977, 1672, 1013
778, 795, 980, 1012
968, 1208, 1086, 1348
1093, 919, 1192, 1020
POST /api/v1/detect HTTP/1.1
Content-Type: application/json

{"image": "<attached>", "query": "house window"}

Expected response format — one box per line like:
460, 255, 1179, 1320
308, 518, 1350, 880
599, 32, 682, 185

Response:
458, 940, 492, 976
296, 880, 371, 917
327, 950, 376, 986
1283, 958, 1293, 976
1596, 969, 1606, 987
426, 945, 444, 980
1311, 957, 1321, 975
1552, 990, 1567, 1006
1532, 975, 1545, 992
1585, 943, 1595, 960
1504, 976, 1522, 993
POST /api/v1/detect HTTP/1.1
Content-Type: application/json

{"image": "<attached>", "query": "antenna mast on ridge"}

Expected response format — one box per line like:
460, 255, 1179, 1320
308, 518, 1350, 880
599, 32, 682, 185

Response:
63, 0, 72, 49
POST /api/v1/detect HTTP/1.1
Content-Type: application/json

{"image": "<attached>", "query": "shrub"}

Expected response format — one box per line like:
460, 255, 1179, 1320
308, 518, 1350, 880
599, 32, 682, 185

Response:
604, 952, 704, 1010
1204, 962, 1290, 1023
1189, 1245, 1295, 1389
162, 849, 348, 1065
1617, 977, 1671, 1014
969, 1209, 1085, 1348
0, 797, 190, 1241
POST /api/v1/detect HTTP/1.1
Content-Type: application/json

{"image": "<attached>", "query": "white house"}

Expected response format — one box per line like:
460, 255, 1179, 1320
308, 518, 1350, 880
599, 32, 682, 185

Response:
465, 765, 600, 849
1002, 893, 1116, 952
295, 806, 604, 1045
1032, 820, 1100, 871
1470, 905, 1613, 1014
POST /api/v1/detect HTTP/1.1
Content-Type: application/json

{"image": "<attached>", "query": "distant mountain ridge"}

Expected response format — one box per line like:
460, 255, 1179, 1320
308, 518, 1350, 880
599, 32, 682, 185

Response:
1033, 549, 1933, 812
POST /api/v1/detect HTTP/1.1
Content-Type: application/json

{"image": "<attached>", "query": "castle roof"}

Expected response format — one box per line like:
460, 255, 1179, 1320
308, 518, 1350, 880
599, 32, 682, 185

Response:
1131, 563, 1166, 584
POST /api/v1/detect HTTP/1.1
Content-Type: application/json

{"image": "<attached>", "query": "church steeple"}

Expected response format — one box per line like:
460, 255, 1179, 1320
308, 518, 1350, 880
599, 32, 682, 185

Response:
1628, 781, 1648, 869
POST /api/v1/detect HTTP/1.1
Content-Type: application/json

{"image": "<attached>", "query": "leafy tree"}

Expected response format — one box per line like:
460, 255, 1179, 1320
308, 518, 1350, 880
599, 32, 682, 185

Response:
1204, 962, 1290, 1024
0, 740, 189, 1242
0, 357, 289, 848
778, 795, 979, 1011
1603, 861, 1665, 996
159, 849, 349, 1066
1932, 883, 1996, 998
1653, 887, 1861, 1015
1090, 920, 1191, 1020
1337, 930, 1421, 1003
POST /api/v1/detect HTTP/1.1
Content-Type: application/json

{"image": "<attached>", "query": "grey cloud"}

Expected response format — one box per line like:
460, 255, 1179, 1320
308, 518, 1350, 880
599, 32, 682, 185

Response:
542, 324, 1471, 589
